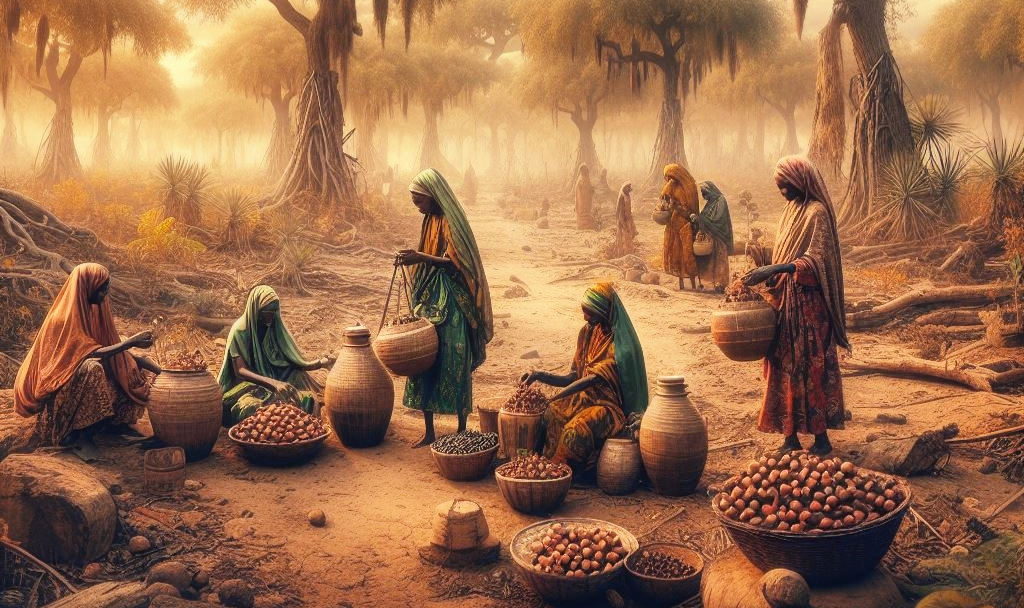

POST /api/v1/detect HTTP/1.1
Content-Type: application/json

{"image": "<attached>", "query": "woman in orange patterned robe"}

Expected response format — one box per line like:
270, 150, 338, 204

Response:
661, 163, 700, 290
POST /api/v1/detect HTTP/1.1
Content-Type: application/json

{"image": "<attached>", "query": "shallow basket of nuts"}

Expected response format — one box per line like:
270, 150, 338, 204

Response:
711, 451, 912, 586
430, 431, 499, 481
624, 543, 703, 606
495, 454, 573, 514
228, 404, 330, 467
509, 518, 638, 603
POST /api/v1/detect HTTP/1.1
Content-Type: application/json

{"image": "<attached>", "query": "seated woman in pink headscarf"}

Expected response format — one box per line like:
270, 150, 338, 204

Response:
742, 156, 849, 456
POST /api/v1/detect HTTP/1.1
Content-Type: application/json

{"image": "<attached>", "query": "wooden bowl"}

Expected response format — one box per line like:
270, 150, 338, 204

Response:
430, 444, 498, 481
228, 426, 328, 467
625, 543, 703, 606
494, 465, 572, 514
509, 518, 638, 604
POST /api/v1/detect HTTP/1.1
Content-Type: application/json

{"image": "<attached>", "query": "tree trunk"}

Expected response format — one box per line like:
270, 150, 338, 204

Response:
270, 24, 358, 218
781, 102, 799, 155
125, 114, 141, 164
649, 58, 686, 186
265, 94, 293, 179
754, 102, 766, 168
2, 102, 16, 160
92, 106, 114, 169
808, 10, 846, 186
571, 115, 602, 178
983, 95, 1003, 143
38, 86, 82, 185
836, 0, 915, 229
354, 115, 379, 176
419, 100, 455, 176
487, 121, 501, 176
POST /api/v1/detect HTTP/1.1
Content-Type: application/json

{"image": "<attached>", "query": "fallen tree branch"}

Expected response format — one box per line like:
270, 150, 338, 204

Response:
842, 355, 994, 392
916, 309, 983, 326
946, 424, 1024, 445
847, 284, 1012, 330
986, 486, 1024, 521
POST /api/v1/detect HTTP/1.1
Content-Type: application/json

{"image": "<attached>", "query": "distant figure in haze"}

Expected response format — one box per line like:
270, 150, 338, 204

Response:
612, 182, 637, 257
396, 169, 493, 448
660, 163, 700, 290
462, 164, 478, 205
696, 181, 734, 293
742, 156, 848, 456
14, 263, 160, 451
574, 164, 596, 230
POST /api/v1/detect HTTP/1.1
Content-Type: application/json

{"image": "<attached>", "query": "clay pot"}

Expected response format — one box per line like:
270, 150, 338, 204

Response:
324, 325, 395, 448
711, 301, 777, 361
148, 370, 222, 461
498, 409, 544, 460
639, 376, 708, 496
597, 438, 643, 495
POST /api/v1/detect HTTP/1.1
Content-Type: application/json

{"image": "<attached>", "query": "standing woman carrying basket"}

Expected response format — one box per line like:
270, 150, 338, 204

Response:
395, 168, 493, 448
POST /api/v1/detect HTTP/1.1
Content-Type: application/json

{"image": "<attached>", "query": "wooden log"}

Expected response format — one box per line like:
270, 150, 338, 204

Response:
846, 284, 1012, 330
0, 454, 117, 564
149, 595, 222, 608
946, 424, 1024, 445
915, 310, 982, 326
986, 486, 1024, 521
45, 582, 149, 608
842, 356, 994, 392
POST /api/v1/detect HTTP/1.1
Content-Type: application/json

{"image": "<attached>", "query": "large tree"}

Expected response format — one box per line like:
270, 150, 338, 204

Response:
346, 35, 410, 176
74, 50, 176, 168
923, 0, 1024, 143
176, 0, 445, 218
434, 0, 517, 62
587, 0, 778, 185
11, 0, 187, 184
754, 38, 815, 157
197, 7, 305, 179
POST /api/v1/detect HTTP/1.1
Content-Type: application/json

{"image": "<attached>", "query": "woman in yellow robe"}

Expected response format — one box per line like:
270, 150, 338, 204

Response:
661, 163, 701, 290
522, 283, 648, 472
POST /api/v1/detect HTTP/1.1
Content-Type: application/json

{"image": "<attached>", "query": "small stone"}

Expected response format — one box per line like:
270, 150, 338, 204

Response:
520, 350, 540, 360
218, 579, 254, 608
82, 562, 104, 579
192, 570, 210, 589
307, 509, 326, 527
217, 498, 229, 506
522, 245, 532, 252
949, 545, 969, 557
146, 582, 181, 599
240, 509, 254, 518
145, 561, 193, 592
503, 285, 529, 299
184, 480, 203, 491
224, 518, 256, 539
128, 535, 152, 554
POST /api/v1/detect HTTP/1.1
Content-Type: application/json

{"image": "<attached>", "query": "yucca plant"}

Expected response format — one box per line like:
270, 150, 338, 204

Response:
213, 188, 259, 253
181, 163, 212, 227
928, 146, 972, 223
157, 156, 210, 227
278, 242, 320, 295
978, 137, 1024, 233
910, 96, 965, 165
874, 154, 943, 242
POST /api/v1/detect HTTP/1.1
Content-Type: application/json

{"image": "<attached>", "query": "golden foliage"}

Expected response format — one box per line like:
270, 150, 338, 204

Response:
50, 179, 90, 221
846, 265, 909, 296
126, 208, 205, 268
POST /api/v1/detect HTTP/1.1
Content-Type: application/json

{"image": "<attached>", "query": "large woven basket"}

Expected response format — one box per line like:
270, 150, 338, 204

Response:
1, 539, 78, 607
693, 232, 713, 257
431, 444, 498, 482
228, 426, 329, 467
373, 317, 438, 377
495, 466, 572, 514
652, 208, 672, 226
625, 543, 703, 606
713, 474, 912, 586
510, 518, 639, 603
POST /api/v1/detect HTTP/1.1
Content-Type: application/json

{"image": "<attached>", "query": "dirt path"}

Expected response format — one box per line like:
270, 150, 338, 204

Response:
4, 184, 1024, 607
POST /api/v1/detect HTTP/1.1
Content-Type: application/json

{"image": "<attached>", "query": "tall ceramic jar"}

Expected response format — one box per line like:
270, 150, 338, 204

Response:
639, 376, 708, 496
597, 437, 643, 495
148, 369, 222, 461
324, 325, 395, 448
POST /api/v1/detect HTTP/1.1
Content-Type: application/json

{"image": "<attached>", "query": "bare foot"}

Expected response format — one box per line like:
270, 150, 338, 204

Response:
412, 434, 435, 449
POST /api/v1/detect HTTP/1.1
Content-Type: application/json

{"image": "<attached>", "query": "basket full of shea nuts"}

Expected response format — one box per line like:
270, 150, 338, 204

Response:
228, 403, 330, 466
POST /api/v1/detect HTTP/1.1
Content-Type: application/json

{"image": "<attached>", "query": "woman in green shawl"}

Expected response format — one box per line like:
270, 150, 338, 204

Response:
696, 181, 734, 293
396, 168, 493, 448
522, 283, 648, 472
218, 285, 334, 426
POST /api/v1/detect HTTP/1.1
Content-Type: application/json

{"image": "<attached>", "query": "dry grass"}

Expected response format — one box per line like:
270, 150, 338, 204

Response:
894, 324, 951, 361
959, 180, 992, 224
845, 265, 910, 296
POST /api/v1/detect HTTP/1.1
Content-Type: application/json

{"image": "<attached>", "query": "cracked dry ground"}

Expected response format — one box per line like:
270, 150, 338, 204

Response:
2, 186, 1024, 607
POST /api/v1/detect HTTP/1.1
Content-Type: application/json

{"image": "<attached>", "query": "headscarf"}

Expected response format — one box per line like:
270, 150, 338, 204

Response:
14, 263, 149, 416
409, 168, 493, 345
217, 285, 313, 392
662, 163, 699, 214
771, 156, 849, 350
697, 181, 734, 250
581, 283, 648, 415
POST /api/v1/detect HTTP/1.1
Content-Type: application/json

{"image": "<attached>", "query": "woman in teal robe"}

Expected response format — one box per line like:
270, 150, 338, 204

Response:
218, 285, 333, 426
396, 168, 493, 448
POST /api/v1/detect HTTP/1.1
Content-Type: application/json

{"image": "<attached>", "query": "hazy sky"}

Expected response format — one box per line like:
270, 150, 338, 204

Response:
161, 0, 958, 89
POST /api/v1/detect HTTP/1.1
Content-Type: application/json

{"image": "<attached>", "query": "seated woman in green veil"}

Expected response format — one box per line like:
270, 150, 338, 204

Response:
218, 285, 334, 426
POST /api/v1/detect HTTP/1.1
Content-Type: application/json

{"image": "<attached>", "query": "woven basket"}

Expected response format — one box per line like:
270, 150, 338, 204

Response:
652, 208, 672, 226
148, 369, 222, 461
510, 518, 639, 603
597, 438, 643, 496
713, 474, 912, 586
430, 444, 498, 481
693, 232, 714, 257
711, 301, 777, 362
373, 317, 439, 377
494, 466, 572, 514
144, 447, 186, 495
228, 426, 328, 467
1, 539, 78, 607
625, 543, 703, 606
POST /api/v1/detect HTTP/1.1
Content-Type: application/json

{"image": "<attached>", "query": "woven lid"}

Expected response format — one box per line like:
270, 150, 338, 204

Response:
343, 325, 371, 346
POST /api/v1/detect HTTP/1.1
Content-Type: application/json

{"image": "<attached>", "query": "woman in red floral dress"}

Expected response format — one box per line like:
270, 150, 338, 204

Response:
743, 156, 849, 455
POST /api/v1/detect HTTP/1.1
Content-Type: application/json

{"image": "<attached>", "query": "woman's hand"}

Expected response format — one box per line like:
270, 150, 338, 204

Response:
319, 354, 336, 369
128, 331, 154, 349
742, 263, 796, 287
271, 380, 301, 403
689, 213, 698, 223
395, 249, 426, 266
519, 371, 538, 386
